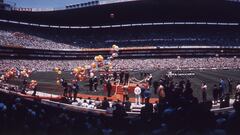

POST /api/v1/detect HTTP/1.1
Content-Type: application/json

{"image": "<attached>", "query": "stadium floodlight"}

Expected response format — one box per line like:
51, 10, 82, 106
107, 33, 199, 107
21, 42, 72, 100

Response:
153, 22, 164, 25
70, 26, 80, 29
121, 24, 131, 27
101, 25, 111, 28
111, 25, 121, 28
142, 23, 152, 26
80, 26, 90, 29
59, 26, 69, 29
185, 22, 195, 25
19, 22, 29, 25
132, 23, 142, 26
196, 22, 206, 25
174, 22, 184, 25
8, 20, 18, 24
50, 25, 59, 28
163, 22, 174, 25
228, 23, 239, 26
30, 23, 38, 26
91, 26, 101, 28
0, 19, 8, 22
218, 23, 228, 25
207, 22, 217, 25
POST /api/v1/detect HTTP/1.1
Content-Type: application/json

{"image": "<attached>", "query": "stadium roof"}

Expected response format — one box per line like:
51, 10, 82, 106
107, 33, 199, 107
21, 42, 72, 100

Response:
0, 0, 240, 26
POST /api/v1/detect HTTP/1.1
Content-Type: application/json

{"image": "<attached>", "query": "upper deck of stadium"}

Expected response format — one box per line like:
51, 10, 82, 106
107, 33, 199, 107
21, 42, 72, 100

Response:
0, 0, 240, 27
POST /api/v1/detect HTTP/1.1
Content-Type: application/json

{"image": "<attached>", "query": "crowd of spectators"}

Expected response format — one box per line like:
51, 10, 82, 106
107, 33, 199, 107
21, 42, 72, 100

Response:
0, 57, 239, 72
1, 25, 240, 49
0, 30, 79, 50
1, 79, 240, 135
71, 97, 131, 114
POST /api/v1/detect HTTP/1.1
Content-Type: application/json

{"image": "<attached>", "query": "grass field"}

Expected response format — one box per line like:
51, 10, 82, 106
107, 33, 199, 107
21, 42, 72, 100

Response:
7, 69, 240, 102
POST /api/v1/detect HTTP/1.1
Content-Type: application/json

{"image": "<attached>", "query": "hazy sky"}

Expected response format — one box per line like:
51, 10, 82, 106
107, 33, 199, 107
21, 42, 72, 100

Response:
6, 0, 92, 8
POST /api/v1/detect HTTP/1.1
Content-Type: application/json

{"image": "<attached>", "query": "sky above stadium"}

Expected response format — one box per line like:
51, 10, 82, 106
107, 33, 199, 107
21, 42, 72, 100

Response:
6, 0, 92, 8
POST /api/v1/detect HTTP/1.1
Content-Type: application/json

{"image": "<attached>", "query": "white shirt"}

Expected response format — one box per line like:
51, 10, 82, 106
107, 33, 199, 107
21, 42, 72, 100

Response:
236, 84, 240, 92
134, 86, 141, 95
201, 84, 207, 92
81, 102, 88, 108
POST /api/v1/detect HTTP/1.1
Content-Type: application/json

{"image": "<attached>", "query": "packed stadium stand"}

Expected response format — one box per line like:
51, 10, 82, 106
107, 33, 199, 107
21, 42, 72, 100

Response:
1, 23, 240, 49
1, 22, 240, 59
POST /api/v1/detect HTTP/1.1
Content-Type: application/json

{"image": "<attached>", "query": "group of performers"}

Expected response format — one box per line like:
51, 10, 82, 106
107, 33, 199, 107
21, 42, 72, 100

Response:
113, 71, 130, 84
21, 79, 38, 96
60, 79, 79, 101
88, 76, 99, 92
87, 71, 131, 96
104, 70, 154, 104
15, 67, 160, 104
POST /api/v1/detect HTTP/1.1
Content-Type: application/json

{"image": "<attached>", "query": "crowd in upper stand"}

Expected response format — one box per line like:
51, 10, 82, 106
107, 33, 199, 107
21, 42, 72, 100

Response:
0, 57, 239, 72
1, 25, 240, 49
0, 30, 79, 50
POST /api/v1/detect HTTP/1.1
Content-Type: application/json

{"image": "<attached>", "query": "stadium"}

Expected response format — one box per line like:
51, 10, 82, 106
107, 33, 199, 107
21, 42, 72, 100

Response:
0, 0, 240, 134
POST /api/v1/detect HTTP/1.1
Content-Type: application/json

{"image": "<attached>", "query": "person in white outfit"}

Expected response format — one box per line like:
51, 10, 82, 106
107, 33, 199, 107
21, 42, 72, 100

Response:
201, 82, 208, 102
134, 84, 141, 105
235, 83, 240, 100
